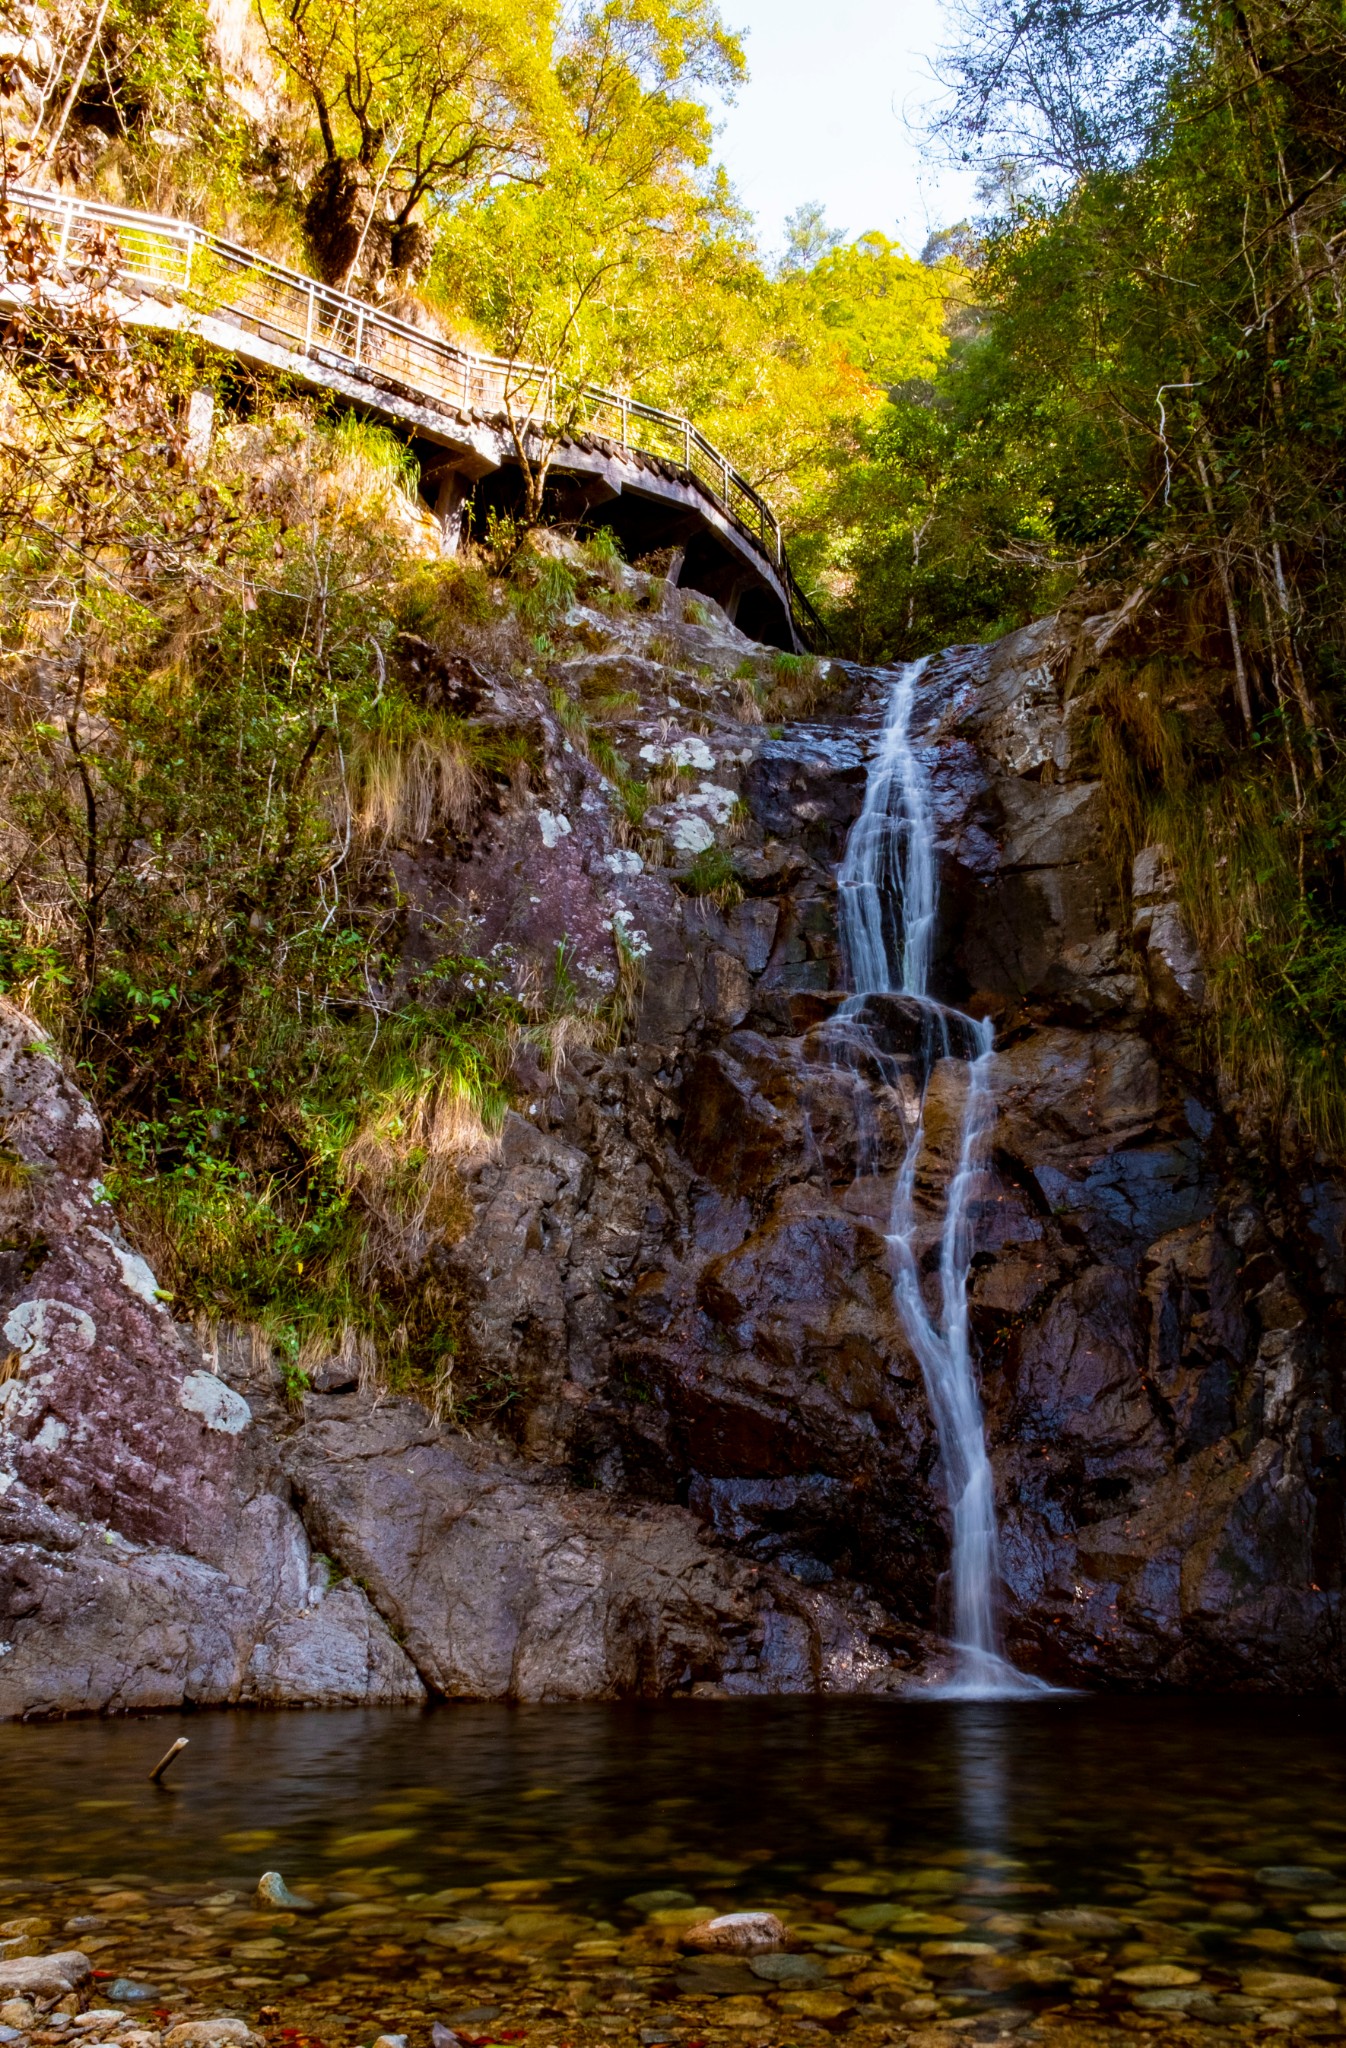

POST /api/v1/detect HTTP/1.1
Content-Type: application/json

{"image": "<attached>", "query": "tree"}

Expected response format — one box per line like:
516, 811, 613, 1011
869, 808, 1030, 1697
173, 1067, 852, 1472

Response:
792, 232, 956, 390
257, 0, 557, 284
436, 0, 746, 523
778, 202, 845, 274
930, 0, 1186, 183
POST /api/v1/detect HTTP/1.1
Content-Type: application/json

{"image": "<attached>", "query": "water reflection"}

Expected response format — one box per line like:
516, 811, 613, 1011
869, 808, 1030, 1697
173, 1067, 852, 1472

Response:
954, 1703, 1011, 1852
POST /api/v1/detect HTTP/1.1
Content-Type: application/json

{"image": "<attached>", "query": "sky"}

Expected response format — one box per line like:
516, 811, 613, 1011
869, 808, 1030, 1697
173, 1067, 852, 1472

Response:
712, 0, 982, 262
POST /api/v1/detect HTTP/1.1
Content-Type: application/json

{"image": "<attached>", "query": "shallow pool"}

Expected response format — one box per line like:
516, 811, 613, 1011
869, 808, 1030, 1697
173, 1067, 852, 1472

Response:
1, 1699, 1343, 2046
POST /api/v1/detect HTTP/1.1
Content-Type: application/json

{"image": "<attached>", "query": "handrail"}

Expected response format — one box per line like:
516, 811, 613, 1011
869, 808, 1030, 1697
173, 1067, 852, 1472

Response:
6, 183, 825, 646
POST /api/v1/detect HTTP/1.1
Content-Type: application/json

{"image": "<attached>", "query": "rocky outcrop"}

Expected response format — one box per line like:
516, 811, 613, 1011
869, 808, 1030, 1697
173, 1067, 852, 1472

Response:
416, 597, 1346, 1691
0, 1004, 423, 1713
0, 996, 913, 1712
282, 1394, 908, 1698
3, 566, 1343, 1707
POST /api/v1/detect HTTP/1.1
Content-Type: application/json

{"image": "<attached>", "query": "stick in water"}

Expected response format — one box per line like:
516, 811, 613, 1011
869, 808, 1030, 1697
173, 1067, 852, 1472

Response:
149, 1737, 189, 1783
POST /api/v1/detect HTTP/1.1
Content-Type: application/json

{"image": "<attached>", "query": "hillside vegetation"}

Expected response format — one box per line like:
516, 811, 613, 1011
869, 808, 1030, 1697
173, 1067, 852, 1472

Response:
0, 0, 955, 1393
2, 0, 1346, 1404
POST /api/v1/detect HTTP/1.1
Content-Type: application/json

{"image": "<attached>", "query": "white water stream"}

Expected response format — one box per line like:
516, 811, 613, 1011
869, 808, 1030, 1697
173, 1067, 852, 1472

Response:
835, 660, 1044, 1697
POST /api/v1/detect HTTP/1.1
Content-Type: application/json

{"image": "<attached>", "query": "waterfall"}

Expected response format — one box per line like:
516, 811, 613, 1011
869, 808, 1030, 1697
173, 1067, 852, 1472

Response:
835, 659, 1044, 1698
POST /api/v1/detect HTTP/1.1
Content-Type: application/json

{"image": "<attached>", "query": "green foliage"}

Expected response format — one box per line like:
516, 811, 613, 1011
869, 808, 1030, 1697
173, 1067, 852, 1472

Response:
0, 370, 565, 1413
398, 558, 496, 634
679, 842, 740, 906
515, 554, 578, 631
256, 0, 554, 276
583, 527, 624, 573
618, 776, 651, 828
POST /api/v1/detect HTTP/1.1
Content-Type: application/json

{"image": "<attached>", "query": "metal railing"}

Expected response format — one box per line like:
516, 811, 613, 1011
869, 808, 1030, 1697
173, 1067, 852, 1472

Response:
7, 183, 824, 644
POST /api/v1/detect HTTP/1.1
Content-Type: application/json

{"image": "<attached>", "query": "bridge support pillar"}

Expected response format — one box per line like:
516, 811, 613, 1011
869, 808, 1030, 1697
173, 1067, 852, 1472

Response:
433, 469, 472, 556
719, 571, 751, 626
184, 389, 215, 471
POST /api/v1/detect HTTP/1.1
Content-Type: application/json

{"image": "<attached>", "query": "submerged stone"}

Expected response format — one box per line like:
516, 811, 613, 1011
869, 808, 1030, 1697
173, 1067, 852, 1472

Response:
749, 1954, 823, 1984
774, 1990, 853, 2018
255, 1875, 316, 1913
1115, 1964, 1202, 1988
1241, 1969, 1340, 1997
1038, 1908, 1126, 1937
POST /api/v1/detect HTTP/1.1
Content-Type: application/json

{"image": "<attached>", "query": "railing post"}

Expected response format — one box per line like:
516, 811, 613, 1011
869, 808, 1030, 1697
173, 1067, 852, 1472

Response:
720, 455, 729, 504
620, 396, 628, 449
182, 228, 194, 291
305, 280, 316, 353
354, 305, 364, 366
56, 195, 74, 265
683, 420, 691, 471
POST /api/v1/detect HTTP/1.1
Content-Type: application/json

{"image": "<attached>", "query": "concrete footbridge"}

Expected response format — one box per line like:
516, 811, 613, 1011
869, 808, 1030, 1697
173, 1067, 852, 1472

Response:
8, 185, 820, 650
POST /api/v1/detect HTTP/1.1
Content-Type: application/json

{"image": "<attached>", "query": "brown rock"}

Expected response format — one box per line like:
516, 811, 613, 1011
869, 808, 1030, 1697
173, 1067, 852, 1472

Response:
164, 2024, 259, 2048
681, 1912, 788, 1953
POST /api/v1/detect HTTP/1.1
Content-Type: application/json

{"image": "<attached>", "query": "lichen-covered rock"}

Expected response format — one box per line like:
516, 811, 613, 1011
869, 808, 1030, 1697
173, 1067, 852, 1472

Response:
0, 1006, 423, 1715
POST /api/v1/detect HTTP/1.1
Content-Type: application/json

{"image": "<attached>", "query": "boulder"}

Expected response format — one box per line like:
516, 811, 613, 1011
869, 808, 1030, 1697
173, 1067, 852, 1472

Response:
0, 1954, 90, 2000
284, 1397, 907, 1698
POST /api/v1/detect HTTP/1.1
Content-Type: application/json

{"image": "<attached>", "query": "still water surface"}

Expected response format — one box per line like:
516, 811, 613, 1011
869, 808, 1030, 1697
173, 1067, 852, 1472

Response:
1, 1700, 1343, 2043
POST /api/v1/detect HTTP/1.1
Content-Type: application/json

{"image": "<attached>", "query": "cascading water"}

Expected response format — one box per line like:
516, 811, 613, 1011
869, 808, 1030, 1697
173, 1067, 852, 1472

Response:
834, 658, 1044, 1698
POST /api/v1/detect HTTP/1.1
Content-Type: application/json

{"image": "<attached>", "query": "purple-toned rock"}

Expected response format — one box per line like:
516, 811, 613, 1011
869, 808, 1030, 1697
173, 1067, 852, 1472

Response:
0, 1005, 423, 1717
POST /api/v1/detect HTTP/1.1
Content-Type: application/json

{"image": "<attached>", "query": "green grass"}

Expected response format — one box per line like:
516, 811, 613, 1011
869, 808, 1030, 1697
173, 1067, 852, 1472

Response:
679, 843, 742, 907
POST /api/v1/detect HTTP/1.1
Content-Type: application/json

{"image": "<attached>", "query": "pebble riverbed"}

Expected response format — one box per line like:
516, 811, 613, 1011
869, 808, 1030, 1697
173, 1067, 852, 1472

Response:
1, 1704, 1344, 2048
4, 1844, 1346, 2048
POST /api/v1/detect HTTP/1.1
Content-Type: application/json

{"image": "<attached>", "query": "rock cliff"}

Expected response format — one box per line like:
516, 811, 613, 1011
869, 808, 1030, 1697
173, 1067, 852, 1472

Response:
1, 560, 1342, 1709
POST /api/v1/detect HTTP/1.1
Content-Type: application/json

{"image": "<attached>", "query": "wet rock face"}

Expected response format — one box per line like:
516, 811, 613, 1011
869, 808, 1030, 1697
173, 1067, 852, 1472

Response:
459, 607, 1346, 1690
882, 624, 1346, 1685
1, 579, 1342, 1707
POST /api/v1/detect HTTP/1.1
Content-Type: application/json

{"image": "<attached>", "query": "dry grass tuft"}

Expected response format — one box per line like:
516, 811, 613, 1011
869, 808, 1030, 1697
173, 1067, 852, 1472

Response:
343, 1075, 498, 1284
352, 725, 482, 845
296, 1320, 382, 1397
